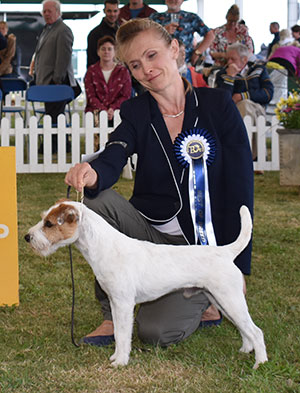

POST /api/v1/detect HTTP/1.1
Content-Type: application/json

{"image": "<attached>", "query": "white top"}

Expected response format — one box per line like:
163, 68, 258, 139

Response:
151, 216, 183, 236
102, 69, 113, 84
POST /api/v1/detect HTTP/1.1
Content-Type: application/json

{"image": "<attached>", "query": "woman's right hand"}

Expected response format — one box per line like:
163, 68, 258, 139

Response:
64, 162, 98, 192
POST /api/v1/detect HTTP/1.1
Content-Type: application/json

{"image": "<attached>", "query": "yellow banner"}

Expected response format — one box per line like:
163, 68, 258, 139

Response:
0, 147, 19, 306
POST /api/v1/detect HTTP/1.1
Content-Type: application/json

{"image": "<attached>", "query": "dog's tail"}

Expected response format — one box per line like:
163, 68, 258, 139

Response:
226, 205, 252, 259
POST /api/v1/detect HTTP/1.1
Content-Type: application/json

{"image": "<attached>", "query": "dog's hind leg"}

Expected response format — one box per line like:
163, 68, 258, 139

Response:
209, 289, 267, 369
109, 300, 135, 367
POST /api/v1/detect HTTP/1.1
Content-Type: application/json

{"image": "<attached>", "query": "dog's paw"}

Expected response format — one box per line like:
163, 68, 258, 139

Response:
110, 352, 117, 362
253, 356, 268, 370
110, 357, 129, 367
239, 342, 253, 354
110, 351, 129, 367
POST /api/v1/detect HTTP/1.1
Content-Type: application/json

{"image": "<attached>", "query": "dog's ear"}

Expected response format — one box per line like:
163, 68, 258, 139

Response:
62, 206, 79, 224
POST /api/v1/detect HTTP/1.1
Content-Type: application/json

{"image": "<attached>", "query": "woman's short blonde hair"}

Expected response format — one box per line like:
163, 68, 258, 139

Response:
116, 18, 172, 63
279, 29, 291, 41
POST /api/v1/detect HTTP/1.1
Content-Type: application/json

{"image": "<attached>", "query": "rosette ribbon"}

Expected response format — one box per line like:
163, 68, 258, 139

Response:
174, 129, 216, 245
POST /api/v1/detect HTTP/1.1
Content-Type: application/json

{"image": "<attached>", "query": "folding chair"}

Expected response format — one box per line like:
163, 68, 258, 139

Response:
26, 84, 75, 126
0, 77, 28, 121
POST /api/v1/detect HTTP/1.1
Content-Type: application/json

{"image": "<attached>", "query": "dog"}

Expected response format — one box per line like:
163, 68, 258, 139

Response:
25, 200, 268, 369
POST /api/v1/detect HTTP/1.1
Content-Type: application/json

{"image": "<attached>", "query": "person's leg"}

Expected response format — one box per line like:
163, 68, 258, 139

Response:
136, 290, 210, 346
45, 101, 66, 124
44, 101, 67, 153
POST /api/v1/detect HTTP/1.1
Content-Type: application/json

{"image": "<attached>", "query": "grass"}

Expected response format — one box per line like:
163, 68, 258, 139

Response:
1, 172, 300, 393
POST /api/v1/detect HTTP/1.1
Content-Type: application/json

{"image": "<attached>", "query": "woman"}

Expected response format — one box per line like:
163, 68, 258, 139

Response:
267, 29, 300, 77
65, 19, 253, 347
268, 28, 296, 58
268, 44, 300, 77
0, 21, 17, 77
84, 35, 132, 124
209, 5, 253, 66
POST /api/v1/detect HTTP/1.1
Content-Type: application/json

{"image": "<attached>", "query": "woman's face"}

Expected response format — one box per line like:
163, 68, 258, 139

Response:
226, 15, 239, 30
0, 25, 8, 36
98, 42, 115, 62
124, 30, 179, 93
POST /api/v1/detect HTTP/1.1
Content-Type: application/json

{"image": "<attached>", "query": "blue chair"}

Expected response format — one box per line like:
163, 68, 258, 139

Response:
0, 77, 28, 121
26, 84, 75, 126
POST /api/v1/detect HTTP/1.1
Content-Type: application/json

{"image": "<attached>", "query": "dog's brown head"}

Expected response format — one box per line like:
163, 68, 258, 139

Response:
25, 201, 80, 256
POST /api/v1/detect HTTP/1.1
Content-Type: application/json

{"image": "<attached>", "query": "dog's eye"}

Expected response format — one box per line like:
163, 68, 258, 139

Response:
44, 220, 53, 228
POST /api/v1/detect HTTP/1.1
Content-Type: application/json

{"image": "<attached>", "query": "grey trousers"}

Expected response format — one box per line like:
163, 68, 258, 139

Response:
84, 189, 210, 346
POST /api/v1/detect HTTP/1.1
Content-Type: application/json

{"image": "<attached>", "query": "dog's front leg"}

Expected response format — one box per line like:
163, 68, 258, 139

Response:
109, 299, 135, 367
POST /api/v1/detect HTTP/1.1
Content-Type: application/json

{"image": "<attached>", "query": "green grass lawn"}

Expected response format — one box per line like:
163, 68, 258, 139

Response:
0, 172, 300, 393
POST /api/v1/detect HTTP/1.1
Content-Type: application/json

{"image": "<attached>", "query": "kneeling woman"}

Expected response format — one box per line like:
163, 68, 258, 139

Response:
66, 19, 253, 348
84, 35, 132, 125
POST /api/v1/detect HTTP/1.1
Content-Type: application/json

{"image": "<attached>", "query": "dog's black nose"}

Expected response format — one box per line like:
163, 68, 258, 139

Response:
24, 234, 31, 243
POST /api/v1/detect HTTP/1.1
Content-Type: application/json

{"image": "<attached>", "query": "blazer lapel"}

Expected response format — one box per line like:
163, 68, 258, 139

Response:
149, 91, 198, 183
36, 19, 60, 53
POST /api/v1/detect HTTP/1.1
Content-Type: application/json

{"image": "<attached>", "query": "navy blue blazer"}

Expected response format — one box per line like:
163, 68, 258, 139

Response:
86, 87, 254, 275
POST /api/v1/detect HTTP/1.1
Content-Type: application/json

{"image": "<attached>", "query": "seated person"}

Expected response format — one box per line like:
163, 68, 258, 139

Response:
215, 43, 273, 122
268, 28, 297, 58
215, 43, 273, 159
177, 40, 208, 87
0, 21, 17, 77
84, 35, 132, 127
268, 44, 300, 77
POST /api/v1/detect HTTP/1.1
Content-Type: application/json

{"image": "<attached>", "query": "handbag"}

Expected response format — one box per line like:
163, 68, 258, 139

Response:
72, 79, 82, 99
63, 74, 82, 98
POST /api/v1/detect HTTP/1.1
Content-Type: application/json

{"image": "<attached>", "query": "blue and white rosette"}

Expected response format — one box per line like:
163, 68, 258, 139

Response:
174, 129, 216, 246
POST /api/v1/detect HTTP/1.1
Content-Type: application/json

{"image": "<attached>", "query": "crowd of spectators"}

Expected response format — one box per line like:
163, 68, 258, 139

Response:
1, 0, 299, 132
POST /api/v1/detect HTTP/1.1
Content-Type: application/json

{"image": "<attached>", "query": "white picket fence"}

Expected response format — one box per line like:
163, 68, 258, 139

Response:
244, 115, 281, 171
0, 109, 281, 174
0, 110, 132, 179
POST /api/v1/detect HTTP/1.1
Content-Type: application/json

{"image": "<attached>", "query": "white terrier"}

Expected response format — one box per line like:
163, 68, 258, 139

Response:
25, 200, 267, 369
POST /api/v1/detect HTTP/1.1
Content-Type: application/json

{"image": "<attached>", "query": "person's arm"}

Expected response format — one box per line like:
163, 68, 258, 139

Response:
194, 29, 215, 56
53, 25, 73, 84
0, 34, 16, 76
0, 32, 7, 50
65, 99, 136, 195
247, 67, 274, 105
215, 67, 236, 95
29, 53, 35, 76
